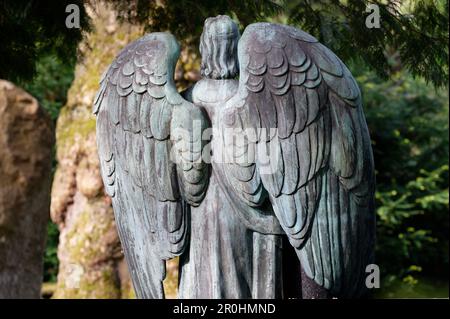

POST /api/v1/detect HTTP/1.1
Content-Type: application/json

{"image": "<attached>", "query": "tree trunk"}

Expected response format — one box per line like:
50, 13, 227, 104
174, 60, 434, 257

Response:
50, 3, 142, 299
0, 80, 54, 298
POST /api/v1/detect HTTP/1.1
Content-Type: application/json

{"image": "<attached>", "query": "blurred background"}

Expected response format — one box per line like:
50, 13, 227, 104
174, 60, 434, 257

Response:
0, 0, 448, 299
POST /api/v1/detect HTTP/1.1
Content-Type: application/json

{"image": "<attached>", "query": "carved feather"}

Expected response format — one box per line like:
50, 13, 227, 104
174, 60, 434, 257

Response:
225, 22, 375, 297
94, 32, 210, 298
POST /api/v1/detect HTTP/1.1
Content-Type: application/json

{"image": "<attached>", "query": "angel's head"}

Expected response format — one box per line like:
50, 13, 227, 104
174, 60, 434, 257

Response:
200, 15, 240, 79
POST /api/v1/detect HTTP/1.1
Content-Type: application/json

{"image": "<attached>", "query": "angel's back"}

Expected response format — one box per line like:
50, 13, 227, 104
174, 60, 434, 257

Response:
95, 14, 375, 299
185, 78, 238, 120
179, 35, 285, 297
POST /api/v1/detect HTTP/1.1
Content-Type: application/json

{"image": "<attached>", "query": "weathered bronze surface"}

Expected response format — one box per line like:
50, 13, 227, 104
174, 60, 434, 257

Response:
94, 15, 375, 299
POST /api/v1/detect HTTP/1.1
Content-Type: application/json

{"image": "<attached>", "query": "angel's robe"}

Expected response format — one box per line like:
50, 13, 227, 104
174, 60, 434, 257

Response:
178, 79, 285, 298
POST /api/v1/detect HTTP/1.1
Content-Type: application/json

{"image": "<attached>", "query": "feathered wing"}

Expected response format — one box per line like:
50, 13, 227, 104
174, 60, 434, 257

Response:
94, 32, 209, 298
224, 23, 375, 297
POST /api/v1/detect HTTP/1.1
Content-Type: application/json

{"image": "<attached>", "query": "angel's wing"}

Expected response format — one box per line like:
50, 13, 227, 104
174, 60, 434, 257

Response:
94, 32, 209, 298
224, 23, 375, 297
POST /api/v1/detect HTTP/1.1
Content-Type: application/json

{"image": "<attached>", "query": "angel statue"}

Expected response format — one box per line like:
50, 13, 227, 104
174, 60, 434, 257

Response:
94, 15, 375, 299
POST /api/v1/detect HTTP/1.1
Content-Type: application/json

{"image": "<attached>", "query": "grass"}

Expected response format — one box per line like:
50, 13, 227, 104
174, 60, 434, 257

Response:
375, 277, 449, 299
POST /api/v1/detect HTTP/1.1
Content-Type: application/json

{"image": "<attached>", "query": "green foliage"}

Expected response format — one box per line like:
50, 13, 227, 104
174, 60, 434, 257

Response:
0, 0, 89, 82
109, 0, 282, 44
43, 222, 59, 283
20, 55, 76, 121
286, 0, 449, 87
354, 64, 449, 291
